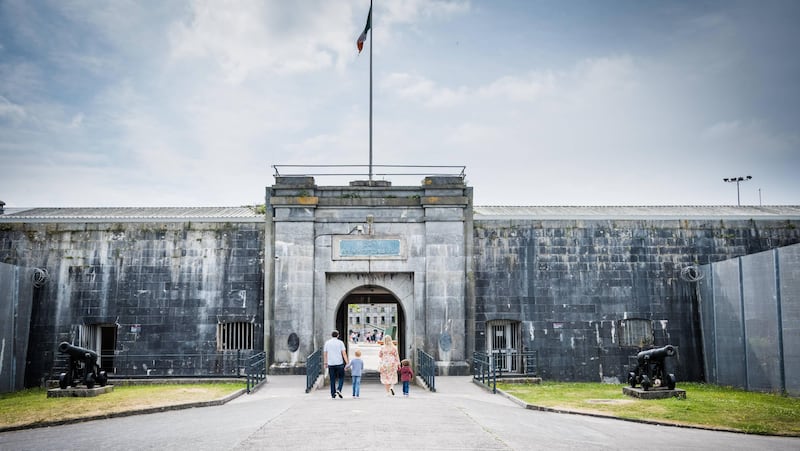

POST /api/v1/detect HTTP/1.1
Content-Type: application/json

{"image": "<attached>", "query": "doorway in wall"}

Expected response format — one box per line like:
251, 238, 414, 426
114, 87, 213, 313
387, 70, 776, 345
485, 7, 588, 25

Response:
487, 320, 521, 373
335, 285, 406, 373
79, 324, 117, 373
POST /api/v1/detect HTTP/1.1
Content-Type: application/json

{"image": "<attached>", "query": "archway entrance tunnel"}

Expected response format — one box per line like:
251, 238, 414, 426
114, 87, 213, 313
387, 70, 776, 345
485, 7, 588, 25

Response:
335, 286, 406, 375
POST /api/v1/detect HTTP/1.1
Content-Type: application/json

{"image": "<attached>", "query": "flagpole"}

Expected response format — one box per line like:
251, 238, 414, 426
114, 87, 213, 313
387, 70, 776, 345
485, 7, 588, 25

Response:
368, 0, 373, 183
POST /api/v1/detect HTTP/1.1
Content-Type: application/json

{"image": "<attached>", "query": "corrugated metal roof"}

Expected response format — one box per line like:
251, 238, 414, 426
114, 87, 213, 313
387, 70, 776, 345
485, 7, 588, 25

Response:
2, 205, 798, 223
473, 205, 800, 220
0, 207, 264, 223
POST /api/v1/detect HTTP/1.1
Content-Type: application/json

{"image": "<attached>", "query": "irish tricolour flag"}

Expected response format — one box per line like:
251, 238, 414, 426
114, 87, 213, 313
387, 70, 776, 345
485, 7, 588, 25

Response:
357, 6, 371, 53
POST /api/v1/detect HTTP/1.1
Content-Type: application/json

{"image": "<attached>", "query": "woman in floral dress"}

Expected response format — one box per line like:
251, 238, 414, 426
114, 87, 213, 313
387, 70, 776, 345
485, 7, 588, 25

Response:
378, 335, 400, 396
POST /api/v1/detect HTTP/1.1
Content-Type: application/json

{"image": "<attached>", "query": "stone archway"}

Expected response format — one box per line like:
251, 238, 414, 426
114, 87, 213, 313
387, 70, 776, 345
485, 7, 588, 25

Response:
335, 286, 407, 371
325, 273, 415, 363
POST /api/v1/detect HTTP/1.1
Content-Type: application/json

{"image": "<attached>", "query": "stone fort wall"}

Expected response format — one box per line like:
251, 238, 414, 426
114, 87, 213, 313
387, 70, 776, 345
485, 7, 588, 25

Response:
2, 201, 799, 386
471, 217, 800, 382
0, 221, 264, 386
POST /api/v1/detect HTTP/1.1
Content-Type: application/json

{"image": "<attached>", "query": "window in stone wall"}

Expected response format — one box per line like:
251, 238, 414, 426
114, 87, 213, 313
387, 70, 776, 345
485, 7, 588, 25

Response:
619, 319, 653, 348
217, 322, 254, 351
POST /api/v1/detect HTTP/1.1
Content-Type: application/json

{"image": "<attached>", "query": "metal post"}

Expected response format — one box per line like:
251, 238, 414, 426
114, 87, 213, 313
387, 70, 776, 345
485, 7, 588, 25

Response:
368, 0, 373, 183
723, 175, 752, 206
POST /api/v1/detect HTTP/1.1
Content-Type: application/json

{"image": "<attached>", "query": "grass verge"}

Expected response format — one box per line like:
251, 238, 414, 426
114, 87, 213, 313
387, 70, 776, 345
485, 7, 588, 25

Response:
0, 383, 244, 430
496, 381, 800, 436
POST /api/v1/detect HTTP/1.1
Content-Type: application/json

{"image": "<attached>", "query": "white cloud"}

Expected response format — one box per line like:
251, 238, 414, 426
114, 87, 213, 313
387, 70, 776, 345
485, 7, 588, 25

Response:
68, 113, 84, 129
168, 1, 358, 82
0, 1, 797, 208
476, 73, 558, 103
701, 119, 800, 162
384, 55, 640, 111
0, 96, 27, 123
383, 72, 470, 107
383, 0, 471, 24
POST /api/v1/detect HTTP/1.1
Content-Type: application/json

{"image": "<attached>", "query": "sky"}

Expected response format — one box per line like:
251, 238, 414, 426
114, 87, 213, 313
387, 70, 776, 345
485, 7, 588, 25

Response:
0, 0, 798, 208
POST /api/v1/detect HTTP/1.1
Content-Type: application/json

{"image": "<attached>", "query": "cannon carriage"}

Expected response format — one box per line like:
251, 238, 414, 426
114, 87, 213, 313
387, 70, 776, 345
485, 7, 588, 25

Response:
57, 342, 108, 389
627, 345, 676, 391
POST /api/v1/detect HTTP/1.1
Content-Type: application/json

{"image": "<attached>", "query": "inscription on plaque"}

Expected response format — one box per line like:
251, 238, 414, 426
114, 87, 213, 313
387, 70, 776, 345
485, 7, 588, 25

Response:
340, 239, 401, 257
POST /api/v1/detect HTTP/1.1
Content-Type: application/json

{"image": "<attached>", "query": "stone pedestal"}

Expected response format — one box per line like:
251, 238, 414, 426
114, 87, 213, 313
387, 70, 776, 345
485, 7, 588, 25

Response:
47, 385, 114, 398
623, 386, 685, 399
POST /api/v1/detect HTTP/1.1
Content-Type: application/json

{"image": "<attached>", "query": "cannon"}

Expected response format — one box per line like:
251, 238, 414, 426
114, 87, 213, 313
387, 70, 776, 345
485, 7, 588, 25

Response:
627, 345, 676, 391
58, 342, 108, 389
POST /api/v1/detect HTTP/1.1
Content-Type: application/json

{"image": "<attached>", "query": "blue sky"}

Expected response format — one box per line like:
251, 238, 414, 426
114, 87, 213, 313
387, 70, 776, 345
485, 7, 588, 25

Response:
0, 0, 798, 207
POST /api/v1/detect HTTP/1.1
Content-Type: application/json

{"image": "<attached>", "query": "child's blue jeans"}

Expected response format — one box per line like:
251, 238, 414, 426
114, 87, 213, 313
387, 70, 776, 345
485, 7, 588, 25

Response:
402, 381, 410, 395
352, 376, 361, 397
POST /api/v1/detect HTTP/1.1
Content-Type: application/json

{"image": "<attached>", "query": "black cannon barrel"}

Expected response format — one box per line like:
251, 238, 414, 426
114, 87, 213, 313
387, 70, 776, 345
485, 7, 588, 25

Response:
58, 342, 99, 360
637, 345, 675, 363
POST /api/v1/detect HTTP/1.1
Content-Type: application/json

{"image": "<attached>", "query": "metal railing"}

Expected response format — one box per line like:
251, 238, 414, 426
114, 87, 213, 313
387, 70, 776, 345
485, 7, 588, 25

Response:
473, 350, 539, 394
473, 352, 497, 393
306, 349, 322, 393
246, 352, 267, 394
94, 350, 252, 378
416, 348, 436, 392
490, 350, 539, 377
273, 164, 466, 179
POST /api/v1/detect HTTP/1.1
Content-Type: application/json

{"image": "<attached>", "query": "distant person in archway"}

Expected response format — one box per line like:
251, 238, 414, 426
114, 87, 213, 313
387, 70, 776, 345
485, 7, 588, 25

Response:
378, 335, 400, 396
324, 330, 348, 399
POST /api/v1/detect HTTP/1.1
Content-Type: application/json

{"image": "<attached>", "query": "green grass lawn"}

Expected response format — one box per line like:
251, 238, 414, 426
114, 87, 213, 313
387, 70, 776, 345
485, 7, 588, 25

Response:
496, 381, 800, 436
0, 383, 244, 430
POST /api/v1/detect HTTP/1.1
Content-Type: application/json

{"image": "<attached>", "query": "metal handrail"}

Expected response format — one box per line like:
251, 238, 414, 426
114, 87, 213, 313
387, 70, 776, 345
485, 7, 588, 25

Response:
246, 352, 267, 393
273, 164, 466, 178
416, 348, 436, 392
92, 350, 252, 378
489, 350, 539, 377
306, 349, 322, 393
473, 352, 497, 393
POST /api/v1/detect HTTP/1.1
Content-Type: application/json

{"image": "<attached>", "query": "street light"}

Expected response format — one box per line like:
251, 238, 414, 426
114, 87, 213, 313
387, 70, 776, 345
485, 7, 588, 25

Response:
723, 175, 752, 206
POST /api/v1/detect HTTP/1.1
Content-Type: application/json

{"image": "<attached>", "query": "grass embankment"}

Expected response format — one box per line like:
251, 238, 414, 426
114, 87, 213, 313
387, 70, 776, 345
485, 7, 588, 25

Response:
0, 383, 243, 430
497, 381, 800, 436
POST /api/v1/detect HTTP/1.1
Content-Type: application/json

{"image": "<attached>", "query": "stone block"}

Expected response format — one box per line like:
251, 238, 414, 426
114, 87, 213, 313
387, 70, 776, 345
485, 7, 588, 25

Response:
47, 385, 114, 398
622, 386, 686, 399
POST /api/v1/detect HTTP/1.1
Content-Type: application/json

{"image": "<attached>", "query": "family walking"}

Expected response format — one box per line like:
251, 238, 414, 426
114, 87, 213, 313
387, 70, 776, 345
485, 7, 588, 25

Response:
323, 330, 348, 399
379, 335, 413, 396
326, 330, 414, 398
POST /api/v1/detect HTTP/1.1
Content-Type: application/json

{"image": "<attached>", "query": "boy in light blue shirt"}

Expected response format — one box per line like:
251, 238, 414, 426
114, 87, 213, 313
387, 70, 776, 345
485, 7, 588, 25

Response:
345, 349, 365, 398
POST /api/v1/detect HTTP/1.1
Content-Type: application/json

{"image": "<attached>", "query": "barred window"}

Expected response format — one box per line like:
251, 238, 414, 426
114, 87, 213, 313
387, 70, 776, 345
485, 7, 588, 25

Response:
619, 319, 653, 348
217, 322, 254, 351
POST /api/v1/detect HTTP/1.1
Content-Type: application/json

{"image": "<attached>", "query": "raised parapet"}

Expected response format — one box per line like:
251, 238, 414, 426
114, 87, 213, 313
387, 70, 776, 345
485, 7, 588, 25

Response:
423, 176, 466, 187
274, 176, 316, 188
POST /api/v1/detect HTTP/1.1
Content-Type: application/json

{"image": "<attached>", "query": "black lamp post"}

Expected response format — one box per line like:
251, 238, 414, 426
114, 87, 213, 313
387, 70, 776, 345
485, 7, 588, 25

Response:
723, 175, 752, 206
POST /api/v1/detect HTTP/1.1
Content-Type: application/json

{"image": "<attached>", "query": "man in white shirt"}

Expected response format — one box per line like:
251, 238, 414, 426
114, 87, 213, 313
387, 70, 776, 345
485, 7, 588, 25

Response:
323, 330, 348, 399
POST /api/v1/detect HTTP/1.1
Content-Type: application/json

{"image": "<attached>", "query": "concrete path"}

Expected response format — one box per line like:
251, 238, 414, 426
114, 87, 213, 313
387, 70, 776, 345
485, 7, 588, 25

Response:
1, 376, 798, 450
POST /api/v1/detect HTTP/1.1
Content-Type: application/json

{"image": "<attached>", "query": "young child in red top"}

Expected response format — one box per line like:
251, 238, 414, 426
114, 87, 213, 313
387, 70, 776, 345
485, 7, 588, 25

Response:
399, 359, 414, 397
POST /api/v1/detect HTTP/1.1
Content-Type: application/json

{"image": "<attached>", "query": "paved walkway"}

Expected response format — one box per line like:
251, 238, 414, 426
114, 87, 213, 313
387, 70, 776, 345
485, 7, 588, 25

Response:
1, 376, 798, 450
